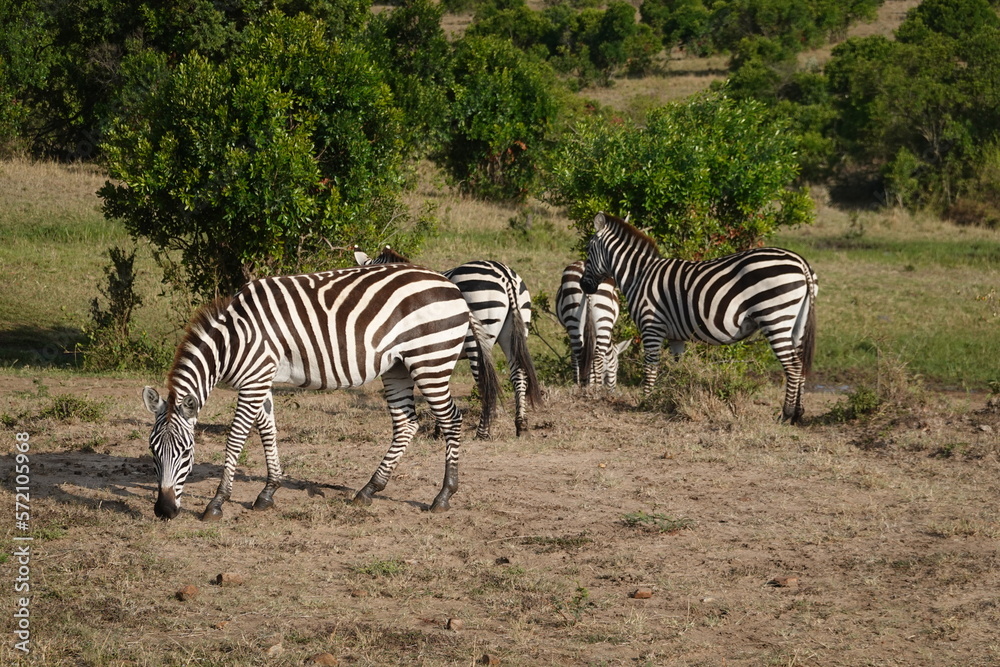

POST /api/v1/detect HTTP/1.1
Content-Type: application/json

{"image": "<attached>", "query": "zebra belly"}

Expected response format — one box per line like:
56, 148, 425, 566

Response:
271, 352, 382, 390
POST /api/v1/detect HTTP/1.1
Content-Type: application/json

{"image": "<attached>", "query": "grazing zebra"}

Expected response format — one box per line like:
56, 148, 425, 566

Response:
141, 264, 502, 521
355, 246, 542, 438
580, 212, 817, 423
556, 260, 630, 388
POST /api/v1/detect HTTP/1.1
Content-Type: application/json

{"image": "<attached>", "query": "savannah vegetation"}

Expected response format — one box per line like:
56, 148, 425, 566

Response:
1, 1, 1000, 663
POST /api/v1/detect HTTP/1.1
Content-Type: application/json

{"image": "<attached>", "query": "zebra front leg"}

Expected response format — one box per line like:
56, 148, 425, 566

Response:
252, 393, 283, 511
355, 368, 418, 506
203, 390, 266, 521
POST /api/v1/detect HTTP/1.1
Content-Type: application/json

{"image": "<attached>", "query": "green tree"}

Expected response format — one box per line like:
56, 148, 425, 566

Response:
0, 0, 54, 149
896, 0, 999, 43
438, 35, 562, 201
367, 0, 454, 155
545, 92, 812, 258
100, 12, 408, 298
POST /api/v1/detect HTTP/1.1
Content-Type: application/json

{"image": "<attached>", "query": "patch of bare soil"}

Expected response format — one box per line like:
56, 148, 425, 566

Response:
2, 372, 999, 665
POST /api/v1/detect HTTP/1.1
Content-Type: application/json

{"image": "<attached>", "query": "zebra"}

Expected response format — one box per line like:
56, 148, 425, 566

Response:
141, 264, 502, 521
580, 212, 817, 423
556, 260, 630, 388
354, 246, 542, 438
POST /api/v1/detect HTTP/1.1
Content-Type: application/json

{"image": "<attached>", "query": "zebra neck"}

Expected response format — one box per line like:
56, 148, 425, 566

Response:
168, 335, 227, 412
610, 259, 645, 305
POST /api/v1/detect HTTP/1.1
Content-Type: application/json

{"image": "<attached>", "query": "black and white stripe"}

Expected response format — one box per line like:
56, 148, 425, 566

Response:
556, 260, 629, 388
580, 213, 817, 422
355, 246, 542, 437
142, 264, 502, 520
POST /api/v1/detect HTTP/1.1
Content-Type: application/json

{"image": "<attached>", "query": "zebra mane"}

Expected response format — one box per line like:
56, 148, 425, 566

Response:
603, 212, 661, 258
377, 245, 410, 263
167, 296, 233, 396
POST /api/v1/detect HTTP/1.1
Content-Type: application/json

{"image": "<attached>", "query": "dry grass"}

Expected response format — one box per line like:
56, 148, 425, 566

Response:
3, 371, 1000, 665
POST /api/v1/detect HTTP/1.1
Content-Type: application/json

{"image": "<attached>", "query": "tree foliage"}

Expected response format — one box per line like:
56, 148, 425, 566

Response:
546, 92, 812, 259
436, 35, 561, 201
100, 12, 408, 298
639, 0, 882, 56
468, 0, 658, 85
824, 1, 1000, 209
366, 0, 454, 155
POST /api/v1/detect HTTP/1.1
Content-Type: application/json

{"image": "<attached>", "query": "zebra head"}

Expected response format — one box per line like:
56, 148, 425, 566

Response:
581, 212, 614, 295
142, 386, 199, 520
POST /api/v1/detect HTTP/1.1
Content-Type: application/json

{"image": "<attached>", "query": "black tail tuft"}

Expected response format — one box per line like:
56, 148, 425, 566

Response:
579, 296, 597, 387
469, 313, 503, 434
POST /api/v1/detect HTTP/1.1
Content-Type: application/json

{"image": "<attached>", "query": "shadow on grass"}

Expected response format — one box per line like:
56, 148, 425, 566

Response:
0, 447, 428, 520
0, 324, 86, 368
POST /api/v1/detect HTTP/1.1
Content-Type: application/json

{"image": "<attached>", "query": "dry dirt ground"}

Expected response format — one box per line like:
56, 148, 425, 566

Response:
2, 371, 1000, 666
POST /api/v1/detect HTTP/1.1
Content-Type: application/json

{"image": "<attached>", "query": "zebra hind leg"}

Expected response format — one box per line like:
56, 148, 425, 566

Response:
355, 367, 418, 506
775, 350, 805, 424
252, 393, 283, 511
429, 398, 462, 512
417, 372, 463, 512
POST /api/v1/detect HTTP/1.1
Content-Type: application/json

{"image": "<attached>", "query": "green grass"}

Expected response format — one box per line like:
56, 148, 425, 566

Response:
0, 159, 171, 368
776, 212, 1000, 389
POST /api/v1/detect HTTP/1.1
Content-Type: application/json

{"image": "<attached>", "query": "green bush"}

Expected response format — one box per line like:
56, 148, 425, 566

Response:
38, 395, 106, 423
546, 91, 813, 259
100, 11, 412, 298
821, 5, 1000, 211
437, 35, 562, 201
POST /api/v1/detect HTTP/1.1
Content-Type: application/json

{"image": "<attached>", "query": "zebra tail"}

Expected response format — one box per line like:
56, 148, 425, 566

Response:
506, 288, 543, 408
469, 312, 503, 435
579, 296, 597, 387
800, 271, 817, 377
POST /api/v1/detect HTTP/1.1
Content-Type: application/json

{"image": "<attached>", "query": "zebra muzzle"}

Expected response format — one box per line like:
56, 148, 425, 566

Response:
154, 487, 181, 520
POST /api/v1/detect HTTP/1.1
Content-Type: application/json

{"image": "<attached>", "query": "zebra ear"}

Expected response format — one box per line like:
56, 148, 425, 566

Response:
614, 339, 632, 355
142, 387, 165, 415
354, 249, 372, 266
594, 212, 608, 232
624, 213, 631, 223
178, 394, 200, 421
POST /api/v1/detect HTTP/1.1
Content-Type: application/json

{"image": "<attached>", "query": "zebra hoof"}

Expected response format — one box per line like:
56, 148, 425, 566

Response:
428, 499, 450, 513
352, 491, 373, 506
252, 495, 274, 511
201, 505, 224, 522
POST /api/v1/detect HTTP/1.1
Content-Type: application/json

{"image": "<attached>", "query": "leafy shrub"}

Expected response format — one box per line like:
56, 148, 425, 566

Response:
367, 0, 454, 156
821, 344, 924, 423
38, 395, 106, 423
546, 91, 813, 259
825, 385, 882, 422
83, 246, 171, 372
